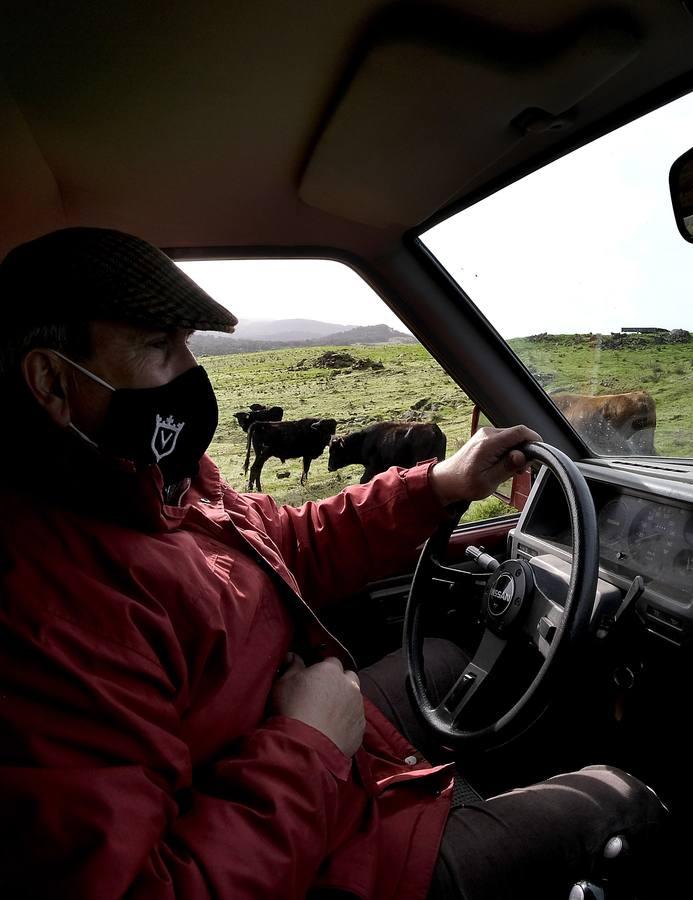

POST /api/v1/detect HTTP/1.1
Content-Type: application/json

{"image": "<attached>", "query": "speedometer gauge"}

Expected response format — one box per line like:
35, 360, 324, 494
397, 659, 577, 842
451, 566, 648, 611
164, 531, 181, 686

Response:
628, 505, 678, 574
684, 515, 693, 548
674, 549, 693, 578
598, 498, 630, 548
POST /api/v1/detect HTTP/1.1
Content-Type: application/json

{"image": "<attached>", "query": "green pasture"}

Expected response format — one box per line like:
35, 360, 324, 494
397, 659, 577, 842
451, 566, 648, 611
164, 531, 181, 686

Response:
202, 335, 693, 514
512, 334, 693, 457
204, 342, 476, 507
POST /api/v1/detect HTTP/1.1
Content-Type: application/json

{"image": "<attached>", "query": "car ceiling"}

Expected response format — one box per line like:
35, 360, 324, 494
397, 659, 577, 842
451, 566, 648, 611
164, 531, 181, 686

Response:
2, 0, 693, 263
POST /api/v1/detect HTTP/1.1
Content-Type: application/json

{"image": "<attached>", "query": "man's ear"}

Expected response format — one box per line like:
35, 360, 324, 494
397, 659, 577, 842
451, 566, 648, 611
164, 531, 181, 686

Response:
21, 349, 72, 427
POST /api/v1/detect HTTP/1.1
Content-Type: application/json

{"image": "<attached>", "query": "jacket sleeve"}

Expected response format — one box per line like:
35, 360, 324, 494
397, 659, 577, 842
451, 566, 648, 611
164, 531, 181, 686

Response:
0, 587, 353, 900
238, 461, 452, 609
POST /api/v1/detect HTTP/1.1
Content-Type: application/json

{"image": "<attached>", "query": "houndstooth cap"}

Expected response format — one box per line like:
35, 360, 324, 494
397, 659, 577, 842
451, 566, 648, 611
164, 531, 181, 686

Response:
0, 227, 238, 332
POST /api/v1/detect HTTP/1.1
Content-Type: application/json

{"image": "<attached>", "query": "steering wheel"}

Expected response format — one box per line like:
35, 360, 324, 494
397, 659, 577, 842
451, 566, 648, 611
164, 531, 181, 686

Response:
403, 441, 599, 750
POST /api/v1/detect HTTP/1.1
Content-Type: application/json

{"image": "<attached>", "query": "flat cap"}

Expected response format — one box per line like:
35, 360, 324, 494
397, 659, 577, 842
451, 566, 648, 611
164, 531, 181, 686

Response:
0, 227, 237, 332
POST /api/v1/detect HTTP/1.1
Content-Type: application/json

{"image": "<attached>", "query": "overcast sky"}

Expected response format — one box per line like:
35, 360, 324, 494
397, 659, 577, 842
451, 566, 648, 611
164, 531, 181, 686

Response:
179, 89, 693, 340
422, 89, 693, 338
177, 258, 407, 332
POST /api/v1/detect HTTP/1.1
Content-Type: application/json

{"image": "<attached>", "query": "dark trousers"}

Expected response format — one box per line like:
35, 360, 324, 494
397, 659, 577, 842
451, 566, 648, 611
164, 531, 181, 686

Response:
359, 640, 668, 900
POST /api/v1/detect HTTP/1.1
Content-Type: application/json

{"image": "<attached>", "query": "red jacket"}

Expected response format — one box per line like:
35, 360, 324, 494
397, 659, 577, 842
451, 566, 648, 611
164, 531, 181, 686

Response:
0, 453, 455, 899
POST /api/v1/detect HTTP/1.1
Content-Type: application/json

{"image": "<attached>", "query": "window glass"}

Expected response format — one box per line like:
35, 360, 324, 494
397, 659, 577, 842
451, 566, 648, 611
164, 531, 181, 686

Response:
421, 90, 693, 458
179, 259, 513, 520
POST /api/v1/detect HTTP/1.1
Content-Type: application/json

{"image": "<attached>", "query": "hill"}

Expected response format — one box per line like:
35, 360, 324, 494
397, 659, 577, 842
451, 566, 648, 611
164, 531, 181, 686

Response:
322, 324, 416, 345
190, 322, 415, 356
235, 318, 348, 341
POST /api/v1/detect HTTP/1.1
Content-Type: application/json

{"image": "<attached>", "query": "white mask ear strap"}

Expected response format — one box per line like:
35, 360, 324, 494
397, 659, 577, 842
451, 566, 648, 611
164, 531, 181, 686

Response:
67, 421, 99, 448
51, 350, 115, 392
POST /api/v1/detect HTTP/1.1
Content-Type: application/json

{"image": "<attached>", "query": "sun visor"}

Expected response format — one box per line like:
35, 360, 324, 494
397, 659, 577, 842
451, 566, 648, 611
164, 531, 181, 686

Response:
299, 15, 640, 228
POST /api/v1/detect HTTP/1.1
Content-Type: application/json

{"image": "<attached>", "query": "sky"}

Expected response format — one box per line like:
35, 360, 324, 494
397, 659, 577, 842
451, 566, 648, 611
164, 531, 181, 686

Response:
422, 90, 693, 339
178, 88, 693, 340
177, 258, 407, 332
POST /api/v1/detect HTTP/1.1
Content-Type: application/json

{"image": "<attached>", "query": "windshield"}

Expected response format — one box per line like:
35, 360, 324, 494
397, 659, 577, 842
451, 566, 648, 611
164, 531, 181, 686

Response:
421, 90, 693, 458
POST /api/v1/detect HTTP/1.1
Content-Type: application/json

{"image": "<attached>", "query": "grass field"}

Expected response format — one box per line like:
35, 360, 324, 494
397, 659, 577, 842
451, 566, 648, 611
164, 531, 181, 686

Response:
204, 342, 477, 507
512, 333, 693, 457
202, 334, 693, 512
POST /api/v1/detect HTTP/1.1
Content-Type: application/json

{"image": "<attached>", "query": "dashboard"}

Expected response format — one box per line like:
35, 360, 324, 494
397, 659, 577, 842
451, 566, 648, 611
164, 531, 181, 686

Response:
511, 459, 693, 647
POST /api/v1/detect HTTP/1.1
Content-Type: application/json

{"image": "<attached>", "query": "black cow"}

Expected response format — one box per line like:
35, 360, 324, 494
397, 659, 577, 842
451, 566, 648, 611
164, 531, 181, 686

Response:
234, 404, 284, 432
328, 421, 447, 483
244, 417, 337, 491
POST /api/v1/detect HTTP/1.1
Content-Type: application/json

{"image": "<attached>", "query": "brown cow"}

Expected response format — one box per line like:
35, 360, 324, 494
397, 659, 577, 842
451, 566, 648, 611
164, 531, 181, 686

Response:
551, 390, 656, 455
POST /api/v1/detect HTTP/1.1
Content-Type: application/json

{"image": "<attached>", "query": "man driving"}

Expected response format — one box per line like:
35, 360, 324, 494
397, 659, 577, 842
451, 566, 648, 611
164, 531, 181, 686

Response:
0, 228, 665, 899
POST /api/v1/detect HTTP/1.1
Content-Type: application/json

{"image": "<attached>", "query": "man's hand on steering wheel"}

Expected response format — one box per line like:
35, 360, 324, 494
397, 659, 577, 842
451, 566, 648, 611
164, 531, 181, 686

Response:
429, 425, 542, 506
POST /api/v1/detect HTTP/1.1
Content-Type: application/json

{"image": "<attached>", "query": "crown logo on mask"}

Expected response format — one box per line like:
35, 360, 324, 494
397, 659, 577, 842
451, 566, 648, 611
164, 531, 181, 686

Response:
151, 414, 186, 463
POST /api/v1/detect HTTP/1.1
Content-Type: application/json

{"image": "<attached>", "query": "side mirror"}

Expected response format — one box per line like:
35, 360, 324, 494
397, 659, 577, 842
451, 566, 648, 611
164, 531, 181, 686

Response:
470, 405, 532, 512
669, 147, 693, 242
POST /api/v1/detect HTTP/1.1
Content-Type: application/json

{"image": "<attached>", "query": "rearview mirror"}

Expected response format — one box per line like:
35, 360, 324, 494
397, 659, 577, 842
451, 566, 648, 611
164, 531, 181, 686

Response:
470, 405, 532, 512
669, 147, 693, 242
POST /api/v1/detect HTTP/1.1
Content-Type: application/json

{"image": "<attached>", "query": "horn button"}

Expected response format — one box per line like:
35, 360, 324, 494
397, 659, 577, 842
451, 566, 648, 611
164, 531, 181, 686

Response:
483, 560, 534, 636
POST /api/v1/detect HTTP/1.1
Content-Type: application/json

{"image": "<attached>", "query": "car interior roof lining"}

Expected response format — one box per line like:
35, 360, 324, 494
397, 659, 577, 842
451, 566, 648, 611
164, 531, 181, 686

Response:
1, 1, 693, 260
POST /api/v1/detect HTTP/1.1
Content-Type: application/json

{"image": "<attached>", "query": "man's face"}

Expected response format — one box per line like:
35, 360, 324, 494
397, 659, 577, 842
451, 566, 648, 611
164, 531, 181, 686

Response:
65, 321, 197, 434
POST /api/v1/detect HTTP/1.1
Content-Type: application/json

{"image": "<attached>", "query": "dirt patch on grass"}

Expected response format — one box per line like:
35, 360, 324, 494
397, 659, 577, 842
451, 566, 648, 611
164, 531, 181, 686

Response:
314, 350, 384, 371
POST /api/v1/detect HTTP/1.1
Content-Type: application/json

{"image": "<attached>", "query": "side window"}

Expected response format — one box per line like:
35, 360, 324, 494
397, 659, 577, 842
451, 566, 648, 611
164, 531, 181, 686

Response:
461, 490, 519, 525
461, 408, 521, 524
179, 258, 517, 522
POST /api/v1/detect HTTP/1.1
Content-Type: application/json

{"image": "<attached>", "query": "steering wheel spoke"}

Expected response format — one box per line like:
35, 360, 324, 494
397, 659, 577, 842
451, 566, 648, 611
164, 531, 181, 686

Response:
425, 554, 491, 608
431, 557, 490, 587
436, 629, 507, 722
522, 581, 564, 659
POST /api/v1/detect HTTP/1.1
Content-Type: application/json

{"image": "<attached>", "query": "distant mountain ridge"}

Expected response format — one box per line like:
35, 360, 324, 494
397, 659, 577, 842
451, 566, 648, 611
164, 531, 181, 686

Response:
190, 321, 416, 356
235, 318, 349, 341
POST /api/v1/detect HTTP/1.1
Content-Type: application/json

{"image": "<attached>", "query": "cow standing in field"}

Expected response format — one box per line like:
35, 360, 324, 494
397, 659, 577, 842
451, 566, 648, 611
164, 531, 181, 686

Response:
234, 404, 284, 432
328, 421, 447, 484
551, 390, 657, 455
244, 418, 337, 491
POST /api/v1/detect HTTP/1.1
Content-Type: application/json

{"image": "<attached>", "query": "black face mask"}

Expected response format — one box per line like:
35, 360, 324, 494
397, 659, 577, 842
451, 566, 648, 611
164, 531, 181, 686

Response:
55, 354, 218, 484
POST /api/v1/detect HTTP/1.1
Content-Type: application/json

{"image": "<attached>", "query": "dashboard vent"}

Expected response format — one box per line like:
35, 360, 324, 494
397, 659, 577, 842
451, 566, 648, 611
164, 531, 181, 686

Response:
643, 606, 685, 646
618, 461, 691, 474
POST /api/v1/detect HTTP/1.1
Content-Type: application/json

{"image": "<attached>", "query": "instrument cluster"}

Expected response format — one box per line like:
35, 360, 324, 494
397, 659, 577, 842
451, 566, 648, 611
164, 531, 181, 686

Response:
597, 495, 693, 584
519, 470, 693, 607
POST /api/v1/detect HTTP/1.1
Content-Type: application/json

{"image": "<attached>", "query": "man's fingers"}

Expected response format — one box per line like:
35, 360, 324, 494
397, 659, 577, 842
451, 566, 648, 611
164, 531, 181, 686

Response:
323, 656, 345, 672
279, 652, 306, 678
344, 670, 360, 688
496, 424, 542, 448
493, 426, 541, 473
505, 448, 530, 472
319, 657, 360, 688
